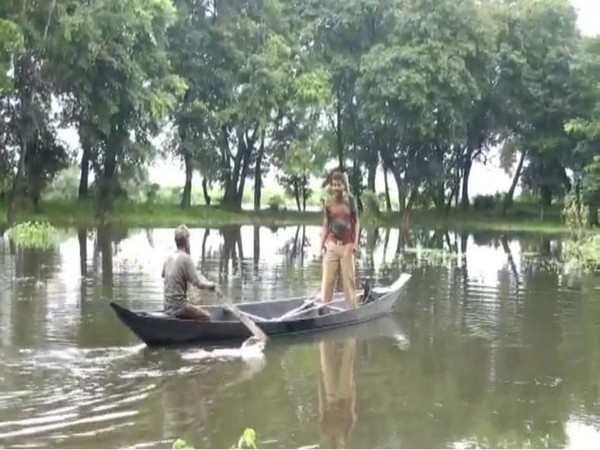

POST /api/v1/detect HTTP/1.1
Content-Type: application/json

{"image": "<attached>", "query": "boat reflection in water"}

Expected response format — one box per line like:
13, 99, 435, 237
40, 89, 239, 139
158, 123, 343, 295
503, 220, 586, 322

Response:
318, 337, 357, 449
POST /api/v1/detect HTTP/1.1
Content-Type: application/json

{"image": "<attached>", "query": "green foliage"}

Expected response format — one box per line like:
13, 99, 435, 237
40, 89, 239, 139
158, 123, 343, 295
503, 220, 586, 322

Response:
0, 18, 24, 91
234, 428, 258, 449
170, 428, 258, 450
267, 194, 286, 211
561, 189, 599, 273
362, 190, 382, 216
172, 438, 194, 449
563, 234, 600, 274
1, 0, 599, 225
6, 221, 58, 249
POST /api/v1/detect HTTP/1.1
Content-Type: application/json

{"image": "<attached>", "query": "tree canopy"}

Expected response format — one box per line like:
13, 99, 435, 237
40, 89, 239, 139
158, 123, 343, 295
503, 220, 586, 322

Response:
0, 0, 598, 225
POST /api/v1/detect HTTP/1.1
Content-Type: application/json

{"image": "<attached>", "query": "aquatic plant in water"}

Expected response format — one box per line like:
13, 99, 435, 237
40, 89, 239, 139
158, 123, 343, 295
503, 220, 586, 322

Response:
235, 428, 258, 449
563, 234, 600, 274
5, 221, 58, 249
172, 428, 258, 450
172, 439, 194, 449
561, 191, 600, 274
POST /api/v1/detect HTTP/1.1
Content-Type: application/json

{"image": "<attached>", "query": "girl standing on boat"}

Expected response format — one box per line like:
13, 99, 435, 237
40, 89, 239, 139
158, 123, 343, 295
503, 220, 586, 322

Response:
319, 169, 359, 309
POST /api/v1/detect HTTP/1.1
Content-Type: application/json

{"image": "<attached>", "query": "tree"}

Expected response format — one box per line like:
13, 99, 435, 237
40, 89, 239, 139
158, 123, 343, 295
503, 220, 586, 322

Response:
564, 36, 600, 226
495, 0, 581, 216
48, 0, 185, 214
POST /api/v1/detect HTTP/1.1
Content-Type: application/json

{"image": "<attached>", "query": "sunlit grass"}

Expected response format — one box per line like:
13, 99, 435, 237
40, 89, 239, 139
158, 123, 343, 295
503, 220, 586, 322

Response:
0, 199, 597, 234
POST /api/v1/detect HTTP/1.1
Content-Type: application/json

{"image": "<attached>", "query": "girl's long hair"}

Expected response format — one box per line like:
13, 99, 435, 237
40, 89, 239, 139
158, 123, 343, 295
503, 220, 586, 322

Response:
322, 168, 349, 192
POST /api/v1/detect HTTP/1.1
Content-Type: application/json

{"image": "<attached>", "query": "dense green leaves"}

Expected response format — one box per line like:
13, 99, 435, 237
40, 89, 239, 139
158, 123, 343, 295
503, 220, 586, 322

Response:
1, 0, 598, 223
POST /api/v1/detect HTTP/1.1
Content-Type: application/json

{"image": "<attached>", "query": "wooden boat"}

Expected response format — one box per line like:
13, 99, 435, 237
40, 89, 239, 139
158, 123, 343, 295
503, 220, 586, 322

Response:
110, 273, 411, 347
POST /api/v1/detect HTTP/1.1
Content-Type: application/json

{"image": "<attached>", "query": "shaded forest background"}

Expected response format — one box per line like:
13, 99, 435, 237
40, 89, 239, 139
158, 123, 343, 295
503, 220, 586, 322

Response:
0, 0, 598, 225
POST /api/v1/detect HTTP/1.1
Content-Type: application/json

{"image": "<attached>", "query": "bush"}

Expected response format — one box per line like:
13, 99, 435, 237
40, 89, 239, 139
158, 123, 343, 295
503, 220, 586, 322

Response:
362, 190, 381, 215
472, 194, 496, 211
267, 194, 286, 211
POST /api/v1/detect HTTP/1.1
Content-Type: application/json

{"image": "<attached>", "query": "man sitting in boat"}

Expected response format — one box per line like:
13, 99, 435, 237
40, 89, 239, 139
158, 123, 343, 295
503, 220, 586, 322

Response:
162, 225, 216, 320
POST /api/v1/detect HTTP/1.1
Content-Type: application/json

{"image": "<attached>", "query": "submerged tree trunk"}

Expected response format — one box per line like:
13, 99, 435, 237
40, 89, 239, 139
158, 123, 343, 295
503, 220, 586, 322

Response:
503, 149, 527, 215
253, 225, 260, 277
98, 224, 113, 288
78, 227, 87, 277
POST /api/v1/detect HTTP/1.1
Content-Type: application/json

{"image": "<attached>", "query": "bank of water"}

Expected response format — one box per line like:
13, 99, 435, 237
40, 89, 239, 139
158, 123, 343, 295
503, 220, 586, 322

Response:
0, 225, 599, 448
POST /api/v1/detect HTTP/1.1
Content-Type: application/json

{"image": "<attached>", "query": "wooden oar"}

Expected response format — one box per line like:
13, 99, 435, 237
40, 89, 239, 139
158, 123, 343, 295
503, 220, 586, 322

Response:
215, 288, 269, 343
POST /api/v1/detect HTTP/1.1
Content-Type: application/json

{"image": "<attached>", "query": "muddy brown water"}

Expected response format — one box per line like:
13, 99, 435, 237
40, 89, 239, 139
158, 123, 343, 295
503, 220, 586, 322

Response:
0, 225, 599, 448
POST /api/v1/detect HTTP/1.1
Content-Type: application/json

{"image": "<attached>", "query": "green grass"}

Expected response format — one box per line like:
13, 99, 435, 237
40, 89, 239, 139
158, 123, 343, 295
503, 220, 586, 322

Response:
0, 200, 323, 228
0, 199, 596, 234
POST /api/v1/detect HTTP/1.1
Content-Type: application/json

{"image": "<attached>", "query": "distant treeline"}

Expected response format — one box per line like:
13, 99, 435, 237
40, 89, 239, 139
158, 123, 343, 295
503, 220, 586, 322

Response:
0, 0, 598, 225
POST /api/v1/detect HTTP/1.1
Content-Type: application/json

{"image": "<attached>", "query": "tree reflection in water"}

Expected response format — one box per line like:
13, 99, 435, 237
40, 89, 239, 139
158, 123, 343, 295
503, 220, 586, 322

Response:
318, 337, 358, 449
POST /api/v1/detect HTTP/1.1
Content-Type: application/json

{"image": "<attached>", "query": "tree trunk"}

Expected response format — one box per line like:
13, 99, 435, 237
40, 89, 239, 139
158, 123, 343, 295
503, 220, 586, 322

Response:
434, 184, 445, 214
539, 183, 552, 221
461, 151, 472, 209
6, 142, 27, 224
383, 166, 392, 211
503, 149, 527, 215
202, 177, 211, 206
78, 227, 87, 277
588, 205, 598, 227
222, 128, 256, 210
222, 132, 245, 209
98, 224, 113, 288
98, 127, 122, 215
253, 131, 265, 211
336, 96, 344, 169
78, 124, 92, 200
7, 55, 34, 223
180, 150, 193, 209
236, 143, 252, 209
302, 175, 307, 212
253, 225, 260, 277
367, 161, 376, 192
445, 180, 460, 218
293, 179, 301, 211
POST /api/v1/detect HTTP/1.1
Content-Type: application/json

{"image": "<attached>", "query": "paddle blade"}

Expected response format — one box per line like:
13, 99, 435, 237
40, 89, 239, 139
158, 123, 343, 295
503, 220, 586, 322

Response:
215, 289, 268, 343
239, 313, 269, 343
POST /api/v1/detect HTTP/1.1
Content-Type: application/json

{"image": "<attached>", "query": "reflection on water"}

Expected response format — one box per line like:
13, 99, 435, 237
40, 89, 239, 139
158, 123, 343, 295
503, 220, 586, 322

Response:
318, 338, 357, 449
0, 225, 599, 448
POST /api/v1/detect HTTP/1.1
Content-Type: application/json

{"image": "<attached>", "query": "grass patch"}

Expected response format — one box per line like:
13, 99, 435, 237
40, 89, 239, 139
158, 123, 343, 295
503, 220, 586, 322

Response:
0, 199, 597, 234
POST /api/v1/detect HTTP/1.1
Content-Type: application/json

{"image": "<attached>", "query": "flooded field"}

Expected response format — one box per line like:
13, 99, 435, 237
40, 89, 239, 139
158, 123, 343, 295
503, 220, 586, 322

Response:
1, 225, 599, 448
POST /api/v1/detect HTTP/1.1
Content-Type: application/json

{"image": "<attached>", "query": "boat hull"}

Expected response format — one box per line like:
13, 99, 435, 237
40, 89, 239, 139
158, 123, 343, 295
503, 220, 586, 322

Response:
110, 273, 411, 346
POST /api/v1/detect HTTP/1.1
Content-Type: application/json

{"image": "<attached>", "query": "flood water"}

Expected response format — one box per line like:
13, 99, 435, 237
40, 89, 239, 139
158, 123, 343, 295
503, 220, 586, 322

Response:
1, 225, 599, 449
